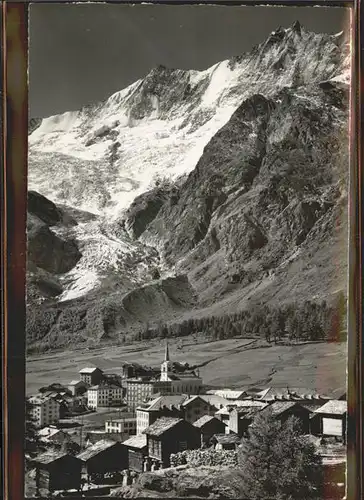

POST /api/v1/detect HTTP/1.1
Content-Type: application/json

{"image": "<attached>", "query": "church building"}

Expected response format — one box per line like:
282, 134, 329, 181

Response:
126, 343, 202, 411
160, 342, 203, 395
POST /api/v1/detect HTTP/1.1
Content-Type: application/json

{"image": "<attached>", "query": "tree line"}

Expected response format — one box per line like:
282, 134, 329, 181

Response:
133, 293, 346, 344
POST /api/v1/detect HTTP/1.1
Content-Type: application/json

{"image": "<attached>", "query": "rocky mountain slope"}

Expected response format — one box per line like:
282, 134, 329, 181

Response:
27, 22, 350, 351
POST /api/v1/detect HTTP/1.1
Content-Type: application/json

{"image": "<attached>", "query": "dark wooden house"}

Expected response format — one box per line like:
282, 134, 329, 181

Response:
229, 406, 267, 437
261, 401, 311, 434
32, 451, 82, 493
122, 434, 148, 472
299, 402, 328, 435
77, 439, 127, 481
314, 400, 347, 442
144, 417, 201, 468
193, 415, 226, 447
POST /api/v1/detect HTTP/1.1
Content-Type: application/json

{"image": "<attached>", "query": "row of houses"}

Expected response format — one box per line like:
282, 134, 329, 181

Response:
31, 393, 348, 494
31, 416, 220, 493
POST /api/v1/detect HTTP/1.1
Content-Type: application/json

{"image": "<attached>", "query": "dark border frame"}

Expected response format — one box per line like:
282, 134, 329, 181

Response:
1, 2, 361, 500
2, 3, 28, 500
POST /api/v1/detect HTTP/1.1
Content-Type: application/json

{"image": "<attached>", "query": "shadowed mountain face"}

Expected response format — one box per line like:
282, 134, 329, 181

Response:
27, 22, 349, 351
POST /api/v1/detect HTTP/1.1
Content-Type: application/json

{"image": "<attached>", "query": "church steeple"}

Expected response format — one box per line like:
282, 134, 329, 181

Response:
161, 341, 172, 381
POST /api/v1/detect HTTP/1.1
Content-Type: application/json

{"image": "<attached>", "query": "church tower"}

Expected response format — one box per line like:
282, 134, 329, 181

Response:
160, 341, 172, 381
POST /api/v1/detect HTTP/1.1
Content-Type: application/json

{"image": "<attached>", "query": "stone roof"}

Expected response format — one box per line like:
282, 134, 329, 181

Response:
193, 415, 223, 429
38, 427, 63, 439
233, 400, 268, 408
314, 400, 347, 415
140, 395, 188, 411
300, 402, 327, 413
143, 417, 183, 437
28, 395, 60, 405
181, 395, 201, 406
181, 395, 214, 408
214, 389, 246, 400
32, 451, 72, 465
122, 434, 147, 449
198, 394, 230, 409
77, 439, 118, 461
257, 387, 327, 402
262, 401, 301, 416
239, 407, 263, 420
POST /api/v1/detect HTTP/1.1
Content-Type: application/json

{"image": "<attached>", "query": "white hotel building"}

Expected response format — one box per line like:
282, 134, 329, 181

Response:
105, 413, 137, 435
28, 395, 61, 428
87, 384, 123, 409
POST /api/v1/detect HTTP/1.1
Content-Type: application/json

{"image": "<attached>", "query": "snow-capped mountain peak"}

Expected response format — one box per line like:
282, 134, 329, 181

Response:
27, 24, 349, 305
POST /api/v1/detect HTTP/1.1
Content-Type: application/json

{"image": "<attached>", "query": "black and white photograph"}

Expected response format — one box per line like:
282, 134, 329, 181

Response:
25, 3, 350, 499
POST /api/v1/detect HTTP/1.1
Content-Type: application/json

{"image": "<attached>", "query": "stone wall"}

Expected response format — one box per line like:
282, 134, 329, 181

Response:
170, 449, 238, 467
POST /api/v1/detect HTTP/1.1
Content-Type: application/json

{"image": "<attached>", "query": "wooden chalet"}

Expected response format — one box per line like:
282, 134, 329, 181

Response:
32, 451, 82, 493
260, 401, 311, 434
144, 417, 200, 468
122, 434, 148, 472
229, 403, 268, 437
77, 439, 127, 481
193, 415, 226, 447
314, 400, 347, 442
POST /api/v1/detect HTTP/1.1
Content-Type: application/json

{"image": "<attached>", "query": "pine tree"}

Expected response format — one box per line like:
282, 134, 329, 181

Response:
238, 408, 323, 500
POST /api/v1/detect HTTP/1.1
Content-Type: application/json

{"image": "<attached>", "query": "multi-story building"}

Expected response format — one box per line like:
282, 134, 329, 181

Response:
136, 395, 187, 435
126, 378, 167, 410
105, 413, 136, 435
135, 393, 220, 434
28, 395, 61, 428
87, 384, 123, 409
79, 367, 104, 386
